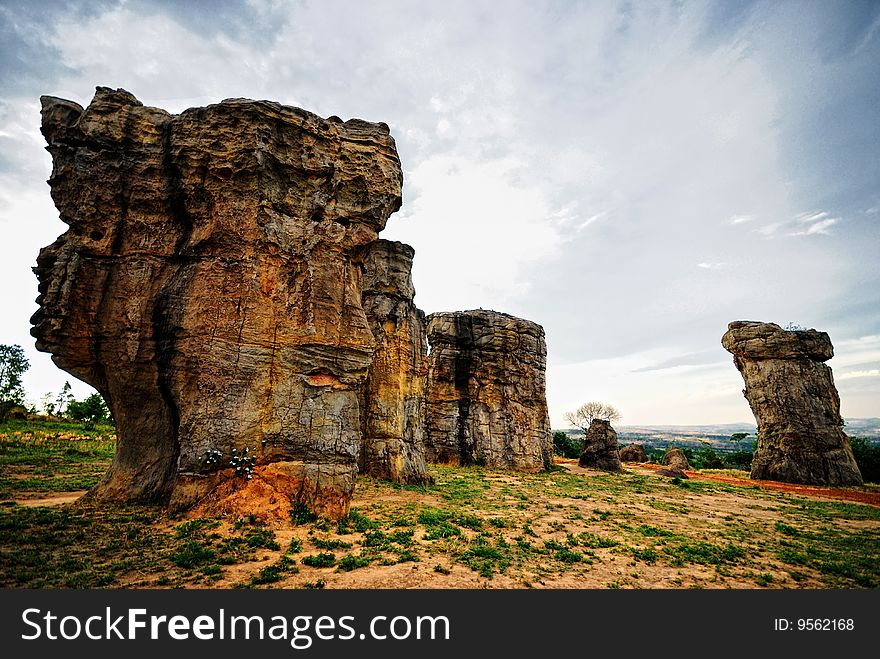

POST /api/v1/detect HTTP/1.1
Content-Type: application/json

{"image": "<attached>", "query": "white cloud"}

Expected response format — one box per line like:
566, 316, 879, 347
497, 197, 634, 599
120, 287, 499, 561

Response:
1, 1, 877, 424
837, 369, 880, 380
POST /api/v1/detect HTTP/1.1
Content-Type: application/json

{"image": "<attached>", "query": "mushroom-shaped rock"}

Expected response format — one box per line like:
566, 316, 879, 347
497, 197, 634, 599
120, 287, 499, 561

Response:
722, 321, 862, 486
33, 87, 405, 518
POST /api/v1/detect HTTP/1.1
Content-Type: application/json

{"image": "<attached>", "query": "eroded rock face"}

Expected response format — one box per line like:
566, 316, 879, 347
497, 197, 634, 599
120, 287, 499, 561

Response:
722, 321, 862, 486
33, 87, 404, 518
359, 240, 431, 484
578, 419, 622, 471
424, 310, 552, 471
619, 444, 648, 463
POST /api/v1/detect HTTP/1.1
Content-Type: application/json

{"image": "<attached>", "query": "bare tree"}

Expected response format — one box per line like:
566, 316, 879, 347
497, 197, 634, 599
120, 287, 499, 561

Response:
565, 401, 621, 433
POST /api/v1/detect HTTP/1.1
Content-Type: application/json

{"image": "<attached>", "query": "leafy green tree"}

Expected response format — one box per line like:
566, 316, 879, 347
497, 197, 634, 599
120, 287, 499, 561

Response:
66, 392, 111, 428
0, 344, 30, 419
850, 437, 880, 484
0, 344, 29, 404
552, 431, 582, 459
42, 381, 74, 416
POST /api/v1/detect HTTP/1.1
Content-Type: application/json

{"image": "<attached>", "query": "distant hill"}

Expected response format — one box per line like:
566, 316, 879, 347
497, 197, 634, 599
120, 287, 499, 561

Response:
555, 418, 880, 453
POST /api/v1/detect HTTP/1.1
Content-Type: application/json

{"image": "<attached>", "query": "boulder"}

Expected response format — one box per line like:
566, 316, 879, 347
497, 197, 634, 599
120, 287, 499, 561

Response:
722, 321, 862, 486
359, 240, 431, 484
657, 466, 689, 479
619, 443, 648, 463
32, 87, 404, 518
662, 447, 691, 471
578, 419, 623, 471
424, 310, 552, 471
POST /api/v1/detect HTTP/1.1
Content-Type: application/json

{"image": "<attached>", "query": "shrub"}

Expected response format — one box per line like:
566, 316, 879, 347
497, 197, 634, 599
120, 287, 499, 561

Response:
552, 431, 581, 459
850, 437, 880, 484
66, 393, 111, 428
302, 552, 336, 568
692, 446, 724, 469
723, 449, 753, 470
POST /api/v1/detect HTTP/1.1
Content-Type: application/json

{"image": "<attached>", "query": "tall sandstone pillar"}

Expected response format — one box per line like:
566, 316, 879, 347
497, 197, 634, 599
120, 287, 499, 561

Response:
722, 321, 862, 486
33, 87, 404, 518
424, 310, 552, 471
359, 239, 431, 484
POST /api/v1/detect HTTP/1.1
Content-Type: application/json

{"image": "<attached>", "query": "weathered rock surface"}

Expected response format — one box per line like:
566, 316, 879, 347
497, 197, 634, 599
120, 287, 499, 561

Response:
722, 321, 862, 486
578, 419, 623, 471
619, 443, 648, 463
424, 310, 552, 471
32, 87, 404, 518
662, 447, 691, 471
359, 240, 431, 484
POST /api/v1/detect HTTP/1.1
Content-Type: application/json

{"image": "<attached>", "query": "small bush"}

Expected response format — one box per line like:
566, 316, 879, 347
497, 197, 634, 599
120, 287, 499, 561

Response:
336, 509, 376, 534
338, 553, 372, 571
290, 502, 317, 526
302, 552, 337, 568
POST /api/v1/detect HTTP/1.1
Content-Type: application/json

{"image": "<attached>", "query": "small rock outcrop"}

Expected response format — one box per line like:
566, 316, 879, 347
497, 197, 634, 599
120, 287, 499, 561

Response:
359, 240, 431, 484
662, 447, 691, 471
578, 419, 623, 471
33, 87, 404, 518
424, 310, 552, 471
619, 444, 648, 463
722, 321, 862, 486
657, 466, 688, 479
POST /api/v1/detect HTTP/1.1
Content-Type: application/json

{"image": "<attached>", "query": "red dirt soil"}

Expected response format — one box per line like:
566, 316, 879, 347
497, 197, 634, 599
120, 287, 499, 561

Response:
634, 461, 880, 506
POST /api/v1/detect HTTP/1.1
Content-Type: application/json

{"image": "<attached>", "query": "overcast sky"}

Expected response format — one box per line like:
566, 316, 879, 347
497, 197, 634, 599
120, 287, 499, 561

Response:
1, 0, 878, 426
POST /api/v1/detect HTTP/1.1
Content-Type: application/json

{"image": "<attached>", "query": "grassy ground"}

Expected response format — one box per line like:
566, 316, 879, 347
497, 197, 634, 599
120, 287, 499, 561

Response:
0, 418, 116, 498
1, 419, 878, 589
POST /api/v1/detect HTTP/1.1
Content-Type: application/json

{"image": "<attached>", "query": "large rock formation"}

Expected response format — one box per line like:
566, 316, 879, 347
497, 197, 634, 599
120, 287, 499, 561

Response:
424, 310, 552, 471
359, 239, 431, 484
578, 419, 622, 471
33, 87, 404, 518
662, 447, 690, 471
619, 443, 648, 463
722, 321, 862, 486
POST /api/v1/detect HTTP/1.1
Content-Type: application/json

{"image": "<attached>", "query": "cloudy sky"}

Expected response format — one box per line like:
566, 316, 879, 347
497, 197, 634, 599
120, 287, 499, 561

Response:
1, 0, 878, 426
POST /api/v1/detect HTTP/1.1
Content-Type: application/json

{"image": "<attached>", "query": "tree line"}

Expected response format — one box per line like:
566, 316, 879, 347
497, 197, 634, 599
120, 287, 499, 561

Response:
0, 344, 111, 426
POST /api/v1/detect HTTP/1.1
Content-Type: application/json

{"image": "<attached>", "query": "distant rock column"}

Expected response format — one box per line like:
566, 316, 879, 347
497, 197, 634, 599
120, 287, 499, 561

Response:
33, 87, 405, 519
578, 419, 623, 471
359, 240, 431, 484
722, 321, 862, 486
424, 310, 552, 471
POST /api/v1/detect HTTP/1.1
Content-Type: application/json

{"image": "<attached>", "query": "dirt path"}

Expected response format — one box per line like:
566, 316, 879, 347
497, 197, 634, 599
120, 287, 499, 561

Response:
9, 491, 88, 507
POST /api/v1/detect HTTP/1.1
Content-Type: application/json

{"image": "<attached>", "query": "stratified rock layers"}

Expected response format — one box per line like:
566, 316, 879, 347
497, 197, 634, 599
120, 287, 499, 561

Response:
33, 87, 404, 518
359, 240, 431, 484
424, 310, 552, 471
722, 321, 862, 486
